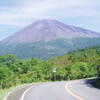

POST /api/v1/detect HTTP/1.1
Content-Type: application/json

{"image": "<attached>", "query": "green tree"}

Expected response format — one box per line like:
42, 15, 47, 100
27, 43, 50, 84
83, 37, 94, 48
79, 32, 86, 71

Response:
97, 65, 100, 78
0, 66, 18, 89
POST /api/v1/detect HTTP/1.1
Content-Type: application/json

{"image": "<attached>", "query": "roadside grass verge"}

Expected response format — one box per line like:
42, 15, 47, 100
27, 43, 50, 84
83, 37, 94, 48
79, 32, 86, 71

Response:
0, 84, 26, 100
0, 86, 15, 100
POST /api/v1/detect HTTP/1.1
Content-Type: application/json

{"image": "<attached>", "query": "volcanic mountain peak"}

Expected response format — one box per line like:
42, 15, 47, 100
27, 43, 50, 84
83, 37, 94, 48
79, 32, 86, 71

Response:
2, 19, 100, 43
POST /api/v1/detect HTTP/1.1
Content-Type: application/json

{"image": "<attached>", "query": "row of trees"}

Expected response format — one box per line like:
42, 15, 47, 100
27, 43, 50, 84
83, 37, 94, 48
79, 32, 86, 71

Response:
0, 47, 100, 89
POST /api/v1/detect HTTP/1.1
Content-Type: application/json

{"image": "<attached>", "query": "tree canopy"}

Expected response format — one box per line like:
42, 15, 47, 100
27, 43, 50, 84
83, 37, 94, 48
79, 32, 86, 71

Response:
0, 46, 100, 89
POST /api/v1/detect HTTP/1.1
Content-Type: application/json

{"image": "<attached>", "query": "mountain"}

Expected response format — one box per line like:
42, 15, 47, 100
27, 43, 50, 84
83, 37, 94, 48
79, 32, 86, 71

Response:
1, 19, 100, 43
0, 19, 100, 60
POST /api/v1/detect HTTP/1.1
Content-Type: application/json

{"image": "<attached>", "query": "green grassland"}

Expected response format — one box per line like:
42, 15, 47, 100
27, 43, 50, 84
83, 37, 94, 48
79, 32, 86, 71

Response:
0, 86, 17, 100
0, 84, 27, 100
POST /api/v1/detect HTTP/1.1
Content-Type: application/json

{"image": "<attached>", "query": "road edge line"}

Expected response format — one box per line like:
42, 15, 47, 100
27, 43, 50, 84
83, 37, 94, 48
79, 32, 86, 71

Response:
20, 86, 34, 100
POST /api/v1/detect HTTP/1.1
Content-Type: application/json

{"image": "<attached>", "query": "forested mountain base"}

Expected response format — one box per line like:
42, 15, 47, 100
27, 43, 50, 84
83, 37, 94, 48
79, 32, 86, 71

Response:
0, 37, 100, 60
0, 46, 100, 89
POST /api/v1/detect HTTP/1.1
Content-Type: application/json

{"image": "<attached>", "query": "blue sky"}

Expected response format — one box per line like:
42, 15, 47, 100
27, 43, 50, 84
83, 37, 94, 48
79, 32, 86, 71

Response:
0, 0, 100, 40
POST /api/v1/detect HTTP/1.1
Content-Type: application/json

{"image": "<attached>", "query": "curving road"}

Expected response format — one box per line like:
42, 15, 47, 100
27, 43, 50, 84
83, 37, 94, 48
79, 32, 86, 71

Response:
11, 79, 100, 100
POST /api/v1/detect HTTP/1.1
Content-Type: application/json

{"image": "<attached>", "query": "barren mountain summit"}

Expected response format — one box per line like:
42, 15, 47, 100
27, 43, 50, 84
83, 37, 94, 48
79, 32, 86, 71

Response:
2, 19, 100, 43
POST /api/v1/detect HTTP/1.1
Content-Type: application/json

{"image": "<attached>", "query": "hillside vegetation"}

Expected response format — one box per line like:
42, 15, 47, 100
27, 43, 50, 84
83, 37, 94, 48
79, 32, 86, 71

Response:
0, 37, 100, 60
0, 45, 100, 89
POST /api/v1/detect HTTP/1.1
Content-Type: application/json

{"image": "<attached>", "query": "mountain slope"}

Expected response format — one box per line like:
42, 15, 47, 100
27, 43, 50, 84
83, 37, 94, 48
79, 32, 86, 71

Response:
0, 19, 100, 60
1, 19, 100, 43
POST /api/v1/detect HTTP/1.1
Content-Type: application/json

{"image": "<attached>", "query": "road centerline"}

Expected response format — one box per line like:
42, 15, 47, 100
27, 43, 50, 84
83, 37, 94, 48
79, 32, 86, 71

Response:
65, 83, 85, 100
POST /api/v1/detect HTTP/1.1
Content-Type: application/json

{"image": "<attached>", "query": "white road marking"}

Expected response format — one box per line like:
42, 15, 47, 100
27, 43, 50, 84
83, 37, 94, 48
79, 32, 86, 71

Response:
20, 86, 34, 100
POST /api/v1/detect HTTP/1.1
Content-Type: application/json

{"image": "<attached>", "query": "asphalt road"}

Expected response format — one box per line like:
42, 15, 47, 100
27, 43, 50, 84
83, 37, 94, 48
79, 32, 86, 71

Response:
11, 79, 100, 100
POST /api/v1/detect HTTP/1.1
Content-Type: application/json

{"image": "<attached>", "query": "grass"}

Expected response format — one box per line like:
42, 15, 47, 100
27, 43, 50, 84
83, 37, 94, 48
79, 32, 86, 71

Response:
0, 86, 15, 100
0, 84, 26, 100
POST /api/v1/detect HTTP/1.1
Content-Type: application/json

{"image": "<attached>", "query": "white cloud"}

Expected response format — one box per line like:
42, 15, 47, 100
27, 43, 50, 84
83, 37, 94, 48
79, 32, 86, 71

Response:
0, 0, 100, 26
